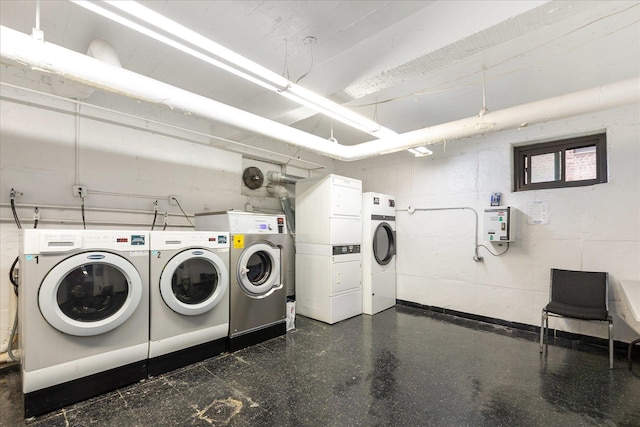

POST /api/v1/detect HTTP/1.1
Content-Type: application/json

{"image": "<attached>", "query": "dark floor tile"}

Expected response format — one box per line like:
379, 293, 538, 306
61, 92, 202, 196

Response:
61, 390, 135, 427
27, 412, 69, 427
3, 305, 640, 426
163, 363, 218, 392
0, 364, 24, 427
178, 379, 269, 426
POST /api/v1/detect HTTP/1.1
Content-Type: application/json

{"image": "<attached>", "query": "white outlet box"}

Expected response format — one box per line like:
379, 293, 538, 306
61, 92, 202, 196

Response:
73, 185, 87, 198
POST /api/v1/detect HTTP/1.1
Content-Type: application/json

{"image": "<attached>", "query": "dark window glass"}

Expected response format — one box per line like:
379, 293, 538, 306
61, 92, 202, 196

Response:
246, 252, 271, 285
514, 134, 607, 191
57, 264, 128, 322
373, 224, 394, 265
172, 258, 218, 304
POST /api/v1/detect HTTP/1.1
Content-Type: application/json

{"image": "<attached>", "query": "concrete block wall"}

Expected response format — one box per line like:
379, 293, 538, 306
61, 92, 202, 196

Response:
2, 87, 638, 358
336, 105, 640, 343
0, 90, 247, 353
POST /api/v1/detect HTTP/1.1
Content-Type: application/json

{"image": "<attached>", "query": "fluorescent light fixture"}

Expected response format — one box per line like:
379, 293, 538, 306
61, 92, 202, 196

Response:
73, 0, 398, 139
408, 146, 433, 157
71, 1, 279, 92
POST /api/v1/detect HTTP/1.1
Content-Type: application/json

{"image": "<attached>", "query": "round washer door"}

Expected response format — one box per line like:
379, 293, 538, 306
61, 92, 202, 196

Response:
39, 251, 143, 337
160, 249, 229, 315
373, 222, 396, 266
237, 242, 281, 298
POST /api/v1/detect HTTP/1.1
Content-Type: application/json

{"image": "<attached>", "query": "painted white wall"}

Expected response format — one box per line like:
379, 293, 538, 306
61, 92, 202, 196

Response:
1, 87, 638, 359
336, 105, 640, 343
0, 90, 251, 354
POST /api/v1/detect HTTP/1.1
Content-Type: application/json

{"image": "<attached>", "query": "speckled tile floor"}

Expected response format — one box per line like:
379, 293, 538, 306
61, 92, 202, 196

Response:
2, 305, 640, 426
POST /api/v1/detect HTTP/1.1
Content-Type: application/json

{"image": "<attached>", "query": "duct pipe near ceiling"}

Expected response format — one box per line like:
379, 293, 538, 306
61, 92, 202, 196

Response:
1, 25, 638, 162
86, 39, 122, 67
266, 183, 295, 235
266, 171, 299, 184
50, 39, 122, 99
0, 26, 348, 158
266, 172, 297, 235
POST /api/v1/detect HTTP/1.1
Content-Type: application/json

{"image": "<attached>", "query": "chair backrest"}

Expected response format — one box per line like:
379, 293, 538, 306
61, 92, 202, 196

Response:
550, 268, 608, 309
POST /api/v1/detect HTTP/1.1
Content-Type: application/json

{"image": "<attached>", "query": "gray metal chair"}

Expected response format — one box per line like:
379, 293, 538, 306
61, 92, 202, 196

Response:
540, 268, 614, 369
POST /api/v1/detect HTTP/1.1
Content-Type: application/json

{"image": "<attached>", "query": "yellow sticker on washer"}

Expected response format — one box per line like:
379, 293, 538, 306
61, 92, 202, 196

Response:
234, 234, 244, 249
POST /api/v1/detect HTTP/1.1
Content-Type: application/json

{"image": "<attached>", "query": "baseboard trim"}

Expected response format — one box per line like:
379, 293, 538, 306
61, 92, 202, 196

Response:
396, 299, 633, 352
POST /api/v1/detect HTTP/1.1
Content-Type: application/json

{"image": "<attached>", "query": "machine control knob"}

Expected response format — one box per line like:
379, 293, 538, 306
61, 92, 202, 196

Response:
268, 224, 273, 230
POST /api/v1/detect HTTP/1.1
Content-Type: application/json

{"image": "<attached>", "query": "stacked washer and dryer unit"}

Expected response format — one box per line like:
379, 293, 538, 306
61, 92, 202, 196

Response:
19, 230, 150, 417
295, 174, 364, 324
362, 192, 397, 315
195, 211, 288, 351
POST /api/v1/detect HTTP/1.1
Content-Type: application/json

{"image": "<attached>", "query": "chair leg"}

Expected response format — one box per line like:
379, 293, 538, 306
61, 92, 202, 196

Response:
540, 310, 547, 353
629, 338, 640, 370
608, 317, 614, 370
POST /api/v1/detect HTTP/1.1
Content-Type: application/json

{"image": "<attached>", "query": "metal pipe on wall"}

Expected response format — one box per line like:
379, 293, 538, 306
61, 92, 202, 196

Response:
0, 217, 193, 228
266, 171, 300, 185
266, 184, 296, 235
0, 82, 328, 170
0, 202, 189, 217
396, 206, 483, 262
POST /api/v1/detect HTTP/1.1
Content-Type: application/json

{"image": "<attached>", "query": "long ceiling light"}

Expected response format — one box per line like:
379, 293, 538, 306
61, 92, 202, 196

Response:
71, 0, 398, 139
4, 25, 637, 162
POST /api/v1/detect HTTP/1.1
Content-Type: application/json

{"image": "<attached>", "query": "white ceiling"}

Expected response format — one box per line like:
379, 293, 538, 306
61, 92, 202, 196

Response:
1, 1, 639, 165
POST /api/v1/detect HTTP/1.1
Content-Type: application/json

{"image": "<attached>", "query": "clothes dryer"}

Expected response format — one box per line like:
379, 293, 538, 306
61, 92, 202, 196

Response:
19, 229, 149, 417
194, 211, 288, 351
148, 231, 229, 376
362, 192, 397, 315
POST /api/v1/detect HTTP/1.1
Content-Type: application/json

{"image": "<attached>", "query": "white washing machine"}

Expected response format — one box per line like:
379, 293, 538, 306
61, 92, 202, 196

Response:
362, 192, 397, 315
194, 211, 288, 351
148, 231, 229, 376
19, 229, 149, 417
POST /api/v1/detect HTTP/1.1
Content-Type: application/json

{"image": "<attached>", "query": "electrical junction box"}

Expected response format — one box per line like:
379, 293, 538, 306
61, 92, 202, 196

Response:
484, 206, 514, 242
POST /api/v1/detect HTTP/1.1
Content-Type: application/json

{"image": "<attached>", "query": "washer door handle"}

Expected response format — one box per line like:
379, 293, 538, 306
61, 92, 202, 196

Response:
240, 266, 249, 275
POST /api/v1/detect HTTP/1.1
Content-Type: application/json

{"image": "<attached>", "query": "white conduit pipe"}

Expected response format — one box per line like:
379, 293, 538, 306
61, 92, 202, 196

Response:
397, 206, 482, 262
0, 217, 193, 228
2, 25, 639, 162
50, 39, 122, 99
0, 202, 188, 217
0, 26, 347, 158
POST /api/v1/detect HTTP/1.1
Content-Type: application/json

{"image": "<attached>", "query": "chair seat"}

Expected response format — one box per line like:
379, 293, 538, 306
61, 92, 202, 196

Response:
541, 268, 612, 368
544, 301, 608, 321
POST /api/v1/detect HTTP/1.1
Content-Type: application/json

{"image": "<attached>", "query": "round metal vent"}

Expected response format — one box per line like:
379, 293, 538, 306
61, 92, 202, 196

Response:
242, 167, 264, 189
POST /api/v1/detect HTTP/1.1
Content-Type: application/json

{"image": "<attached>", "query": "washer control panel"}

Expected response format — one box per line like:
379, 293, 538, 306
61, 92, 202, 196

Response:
332, 244, 361, 255
229, 214, 287, 234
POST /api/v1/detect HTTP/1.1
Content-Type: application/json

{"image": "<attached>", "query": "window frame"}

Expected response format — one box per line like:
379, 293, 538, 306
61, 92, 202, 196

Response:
513, 133, 607, 192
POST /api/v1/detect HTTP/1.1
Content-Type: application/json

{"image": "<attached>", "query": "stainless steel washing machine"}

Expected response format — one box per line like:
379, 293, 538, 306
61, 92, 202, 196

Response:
19, 229, 149, 417
194, 211, 288, 351
148, 231, 230, 376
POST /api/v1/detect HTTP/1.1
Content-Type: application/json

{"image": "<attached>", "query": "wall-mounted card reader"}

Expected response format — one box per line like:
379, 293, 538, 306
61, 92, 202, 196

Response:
484, 207, 514, 242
